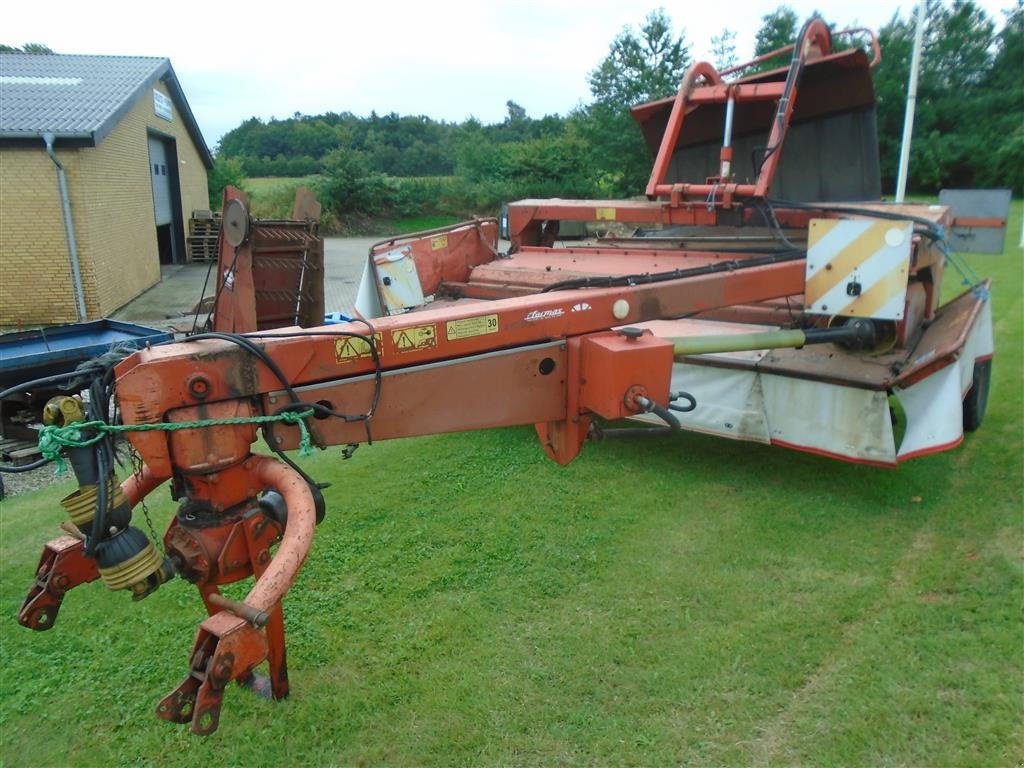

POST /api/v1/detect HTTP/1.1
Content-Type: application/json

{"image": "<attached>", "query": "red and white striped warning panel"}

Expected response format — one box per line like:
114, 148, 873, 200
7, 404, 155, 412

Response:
805, 218, 913, 320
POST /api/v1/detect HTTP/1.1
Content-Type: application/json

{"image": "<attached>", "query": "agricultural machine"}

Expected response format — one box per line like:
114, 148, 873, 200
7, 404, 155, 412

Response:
8, 18, 993, 735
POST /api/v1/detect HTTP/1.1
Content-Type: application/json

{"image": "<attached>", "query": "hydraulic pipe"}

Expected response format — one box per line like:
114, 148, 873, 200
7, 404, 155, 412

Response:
208, 592, 270, 628
243, 455, 316, 613
720, 92, 736, 180
121, 464, 166, 507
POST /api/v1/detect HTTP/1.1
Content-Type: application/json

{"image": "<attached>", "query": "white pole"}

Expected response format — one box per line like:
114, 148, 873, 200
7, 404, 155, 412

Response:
895, 0, 926, 203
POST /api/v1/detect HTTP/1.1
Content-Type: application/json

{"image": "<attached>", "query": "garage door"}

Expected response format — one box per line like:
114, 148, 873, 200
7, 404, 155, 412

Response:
148, 137, 172, 226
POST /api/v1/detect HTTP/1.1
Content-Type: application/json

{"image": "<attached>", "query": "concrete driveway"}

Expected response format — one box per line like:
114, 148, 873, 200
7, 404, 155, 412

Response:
113, 236, 377, 330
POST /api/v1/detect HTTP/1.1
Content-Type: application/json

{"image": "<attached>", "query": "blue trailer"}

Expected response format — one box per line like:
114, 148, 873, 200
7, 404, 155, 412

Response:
0, 320, 173, 471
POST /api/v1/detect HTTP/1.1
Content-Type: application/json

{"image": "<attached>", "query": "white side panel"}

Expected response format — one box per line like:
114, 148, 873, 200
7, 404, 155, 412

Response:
958, 295, 994, 394
634, 364, 898, 464
147, 137, 172, 226
354, 262, 384, 319
761, 375, 897, 464
668, 364, 771, 444
894, 363, 963, 459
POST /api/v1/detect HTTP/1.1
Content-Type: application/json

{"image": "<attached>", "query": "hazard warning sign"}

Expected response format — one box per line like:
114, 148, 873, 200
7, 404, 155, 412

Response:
392, 324, 437, 352
334, 333, 381, 363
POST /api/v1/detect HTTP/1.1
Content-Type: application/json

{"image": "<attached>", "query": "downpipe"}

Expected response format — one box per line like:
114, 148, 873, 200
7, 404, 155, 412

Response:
42, 132, 87, 322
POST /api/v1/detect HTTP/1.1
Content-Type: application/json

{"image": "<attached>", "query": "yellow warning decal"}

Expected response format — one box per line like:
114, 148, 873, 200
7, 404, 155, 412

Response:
430, 234, 449, 251
392, 324, 437, 352
595, 207, 616, 220
335, 333, 382, 363
446, 314, 499, 341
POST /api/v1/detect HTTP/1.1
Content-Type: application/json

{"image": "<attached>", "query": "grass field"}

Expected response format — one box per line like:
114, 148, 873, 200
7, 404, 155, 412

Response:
240, 177, 462, 236
0, 206, 1021, 766
241, 175, 320, 193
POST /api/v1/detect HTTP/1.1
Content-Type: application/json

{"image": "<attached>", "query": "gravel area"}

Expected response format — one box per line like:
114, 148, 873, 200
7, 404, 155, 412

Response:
1, 462, 68, 499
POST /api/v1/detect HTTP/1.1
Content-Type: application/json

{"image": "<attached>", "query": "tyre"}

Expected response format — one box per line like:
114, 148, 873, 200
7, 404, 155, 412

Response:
962, 359, 992, 432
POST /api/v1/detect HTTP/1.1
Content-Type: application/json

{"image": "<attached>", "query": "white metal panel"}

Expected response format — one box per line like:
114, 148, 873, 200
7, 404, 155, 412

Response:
893, 293, 992, 460
894, 364, 963, 459
373, 246, 425, 314
761, 375, 897, 464
633, 362, 898, 464
355, 262, 385, 319
148, 137, 172, 226
666, 364, 771, 444
805, 218, 912, 320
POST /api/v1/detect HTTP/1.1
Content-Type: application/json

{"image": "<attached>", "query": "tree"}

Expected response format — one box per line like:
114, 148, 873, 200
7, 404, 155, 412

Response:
582, 9, 692, 195
207, 156, 245, 209
873, 1, 1014, 193
977, 0, 1023, 191
753, 7, 799, 60
505, 100, 527, 124
0, 43, 54, 53
710, 28, 738, 71
587, 9, 691, 109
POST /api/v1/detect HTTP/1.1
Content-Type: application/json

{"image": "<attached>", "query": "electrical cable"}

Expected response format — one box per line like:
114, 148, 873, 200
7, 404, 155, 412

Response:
191, 254, 220, 335
195, 245, 242, 334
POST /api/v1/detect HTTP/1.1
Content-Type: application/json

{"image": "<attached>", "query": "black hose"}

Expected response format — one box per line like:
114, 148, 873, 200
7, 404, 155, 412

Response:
765, 198, 946, 242
0, 369, 89, 400
756, 17, 822, 176
597, 396, 682, 440
669, 392, 698, 413
86, 448, 107, 558
0, 457, 51, 473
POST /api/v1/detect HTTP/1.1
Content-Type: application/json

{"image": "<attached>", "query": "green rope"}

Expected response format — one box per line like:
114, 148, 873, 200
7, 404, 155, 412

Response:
39, 408, 317, 472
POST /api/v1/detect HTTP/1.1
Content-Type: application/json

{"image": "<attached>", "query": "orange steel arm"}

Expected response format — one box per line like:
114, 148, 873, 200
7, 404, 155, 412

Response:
115, 257, 806, 475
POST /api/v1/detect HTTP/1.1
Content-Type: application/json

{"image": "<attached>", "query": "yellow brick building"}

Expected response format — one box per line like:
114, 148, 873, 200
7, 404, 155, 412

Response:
0, 54, 212, 326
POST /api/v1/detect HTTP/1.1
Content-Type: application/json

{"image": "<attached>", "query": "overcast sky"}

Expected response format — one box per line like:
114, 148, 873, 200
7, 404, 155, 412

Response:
2, 0, 1017, 148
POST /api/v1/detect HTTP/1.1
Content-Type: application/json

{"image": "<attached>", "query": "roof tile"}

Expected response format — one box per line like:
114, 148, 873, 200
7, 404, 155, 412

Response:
0, 53, 166, 135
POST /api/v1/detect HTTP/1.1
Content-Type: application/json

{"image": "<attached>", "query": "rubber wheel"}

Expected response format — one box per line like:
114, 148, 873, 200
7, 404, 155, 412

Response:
962, 359, 992, 432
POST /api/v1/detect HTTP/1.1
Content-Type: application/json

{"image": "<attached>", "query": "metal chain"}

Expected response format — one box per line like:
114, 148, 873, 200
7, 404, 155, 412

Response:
129, 446, 165, 556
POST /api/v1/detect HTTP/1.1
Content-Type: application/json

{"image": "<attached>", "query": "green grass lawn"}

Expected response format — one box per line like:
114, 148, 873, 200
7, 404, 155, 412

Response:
1, 207, 1021, 766
241, 175, 320, 193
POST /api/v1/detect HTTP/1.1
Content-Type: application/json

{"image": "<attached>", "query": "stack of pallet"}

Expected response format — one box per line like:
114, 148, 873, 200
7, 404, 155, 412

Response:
187, 210, 221, 262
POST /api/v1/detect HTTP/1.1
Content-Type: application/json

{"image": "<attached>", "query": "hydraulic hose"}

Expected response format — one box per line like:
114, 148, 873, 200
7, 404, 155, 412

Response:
594, 395, 682, 440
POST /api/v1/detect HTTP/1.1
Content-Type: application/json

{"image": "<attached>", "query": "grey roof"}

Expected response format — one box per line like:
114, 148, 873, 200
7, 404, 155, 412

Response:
0, 53, 212, 167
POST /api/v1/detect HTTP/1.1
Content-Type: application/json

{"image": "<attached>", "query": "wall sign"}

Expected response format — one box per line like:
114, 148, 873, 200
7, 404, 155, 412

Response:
153, 90, 173, 122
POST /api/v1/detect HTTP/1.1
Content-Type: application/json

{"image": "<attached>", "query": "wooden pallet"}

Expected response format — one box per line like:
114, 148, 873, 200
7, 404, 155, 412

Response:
187, 211, 222, 262
0, 436, 41, 465
190, 219, 221, 237
187, 236, 220, 262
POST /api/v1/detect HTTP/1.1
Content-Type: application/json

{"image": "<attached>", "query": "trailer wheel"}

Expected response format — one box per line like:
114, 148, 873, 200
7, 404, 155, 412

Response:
962, 359, 991, 432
